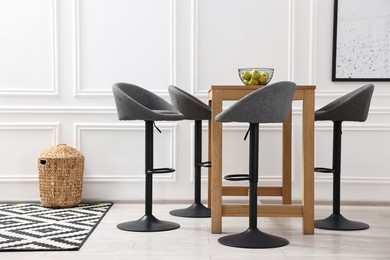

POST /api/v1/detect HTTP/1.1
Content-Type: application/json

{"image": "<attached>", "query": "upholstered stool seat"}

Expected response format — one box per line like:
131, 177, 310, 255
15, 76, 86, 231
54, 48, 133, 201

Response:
314, 84, 374, 231
216, 81, 296, 248
168, 85, 211, 218
113, 82, 184, 232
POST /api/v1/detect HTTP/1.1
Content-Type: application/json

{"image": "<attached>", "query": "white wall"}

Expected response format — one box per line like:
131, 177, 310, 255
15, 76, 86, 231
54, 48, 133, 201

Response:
0, 0, 389, 203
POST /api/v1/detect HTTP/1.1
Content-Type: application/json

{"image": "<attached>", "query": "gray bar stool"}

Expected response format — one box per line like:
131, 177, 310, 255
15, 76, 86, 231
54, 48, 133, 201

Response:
112, 82, 184, 232
216, 81, 296, 248
168, 85, 211, 218
314, 84, 374, 230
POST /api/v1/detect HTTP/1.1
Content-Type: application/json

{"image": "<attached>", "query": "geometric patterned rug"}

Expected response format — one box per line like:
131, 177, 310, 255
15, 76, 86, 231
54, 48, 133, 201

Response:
0, 202, 112, 251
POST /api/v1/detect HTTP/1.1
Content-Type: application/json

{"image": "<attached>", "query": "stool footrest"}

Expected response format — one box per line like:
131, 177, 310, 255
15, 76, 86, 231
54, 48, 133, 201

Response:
224, 174, 250, 181
147, 168, 175, 174
314, 167, 335, 173
198, 161, 211, 168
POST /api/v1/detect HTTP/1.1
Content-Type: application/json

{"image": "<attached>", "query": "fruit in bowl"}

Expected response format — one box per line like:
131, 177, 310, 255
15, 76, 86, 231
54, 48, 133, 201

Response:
238, 68, 274, 85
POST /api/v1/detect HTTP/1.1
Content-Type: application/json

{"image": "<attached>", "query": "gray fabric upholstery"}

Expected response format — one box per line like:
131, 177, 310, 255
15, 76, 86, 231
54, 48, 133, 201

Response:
112, 83, 184, 121
168, 85, 211, 120
216, 81, 296, 123
315, 84, 374, 122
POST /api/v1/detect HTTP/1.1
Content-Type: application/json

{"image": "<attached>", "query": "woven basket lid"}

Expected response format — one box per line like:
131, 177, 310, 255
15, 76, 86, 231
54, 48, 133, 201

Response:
38, 144, 84, 159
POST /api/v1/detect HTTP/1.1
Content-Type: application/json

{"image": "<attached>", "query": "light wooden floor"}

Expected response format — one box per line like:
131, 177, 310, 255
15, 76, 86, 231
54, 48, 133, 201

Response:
2, 203, 390, 259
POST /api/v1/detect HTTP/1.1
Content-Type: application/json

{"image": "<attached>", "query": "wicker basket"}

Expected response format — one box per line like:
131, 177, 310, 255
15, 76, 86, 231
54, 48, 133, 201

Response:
38, 144, 84, 208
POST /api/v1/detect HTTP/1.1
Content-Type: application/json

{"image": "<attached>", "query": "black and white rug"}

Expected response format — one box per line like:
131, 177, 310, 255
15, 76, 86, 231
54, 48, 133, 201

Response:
0, 202, 112, 251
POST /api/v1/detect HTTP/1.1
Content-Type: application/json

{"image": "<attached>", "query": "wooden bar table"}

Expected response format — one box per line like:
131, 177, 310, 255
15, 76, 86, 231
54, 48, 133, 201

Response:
207, 85, 316, 235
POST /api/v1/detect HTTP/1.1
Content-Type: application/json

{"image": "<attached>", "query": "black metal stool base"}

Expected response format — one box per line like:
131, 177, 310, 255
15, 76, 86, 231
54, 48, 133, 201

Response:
117, 214, 180, 232
170, 202, 211, 218
315, 213, 369, 231
218, 228, 289, 249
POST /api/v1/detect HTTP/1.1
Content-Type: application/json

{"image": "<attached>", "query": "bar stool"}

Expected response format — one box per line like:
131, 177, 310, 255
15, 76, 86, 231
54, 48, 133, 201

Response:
314, 84, 374, 230
112, 82, 184, 232
216, 81, 296, 248
168, 85, 211, 218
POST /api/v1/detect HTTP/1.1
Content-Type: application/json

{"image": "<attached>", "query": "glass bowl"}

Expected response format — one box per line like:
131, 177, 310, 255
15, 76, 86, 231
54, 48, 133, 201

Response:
238, 68, 274, 85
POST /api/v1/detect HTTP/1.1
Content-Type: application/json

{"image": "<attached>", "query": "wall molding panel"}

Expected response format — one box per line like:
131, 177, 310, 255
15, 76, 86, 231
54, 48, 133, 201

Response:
192, 0, 295, 97
315, 176, 390, 184
308, 0, 318, 84
315, 123, 390, 184
74, 0, 177, 97
0, 106, 117, 114
316, 90, 390, 98
0, 122, 60, 182
190, 0, 198, 96
0, 122, 60, 145
315, 123, 390, 132
74, 122, 178, 182
287, 0, 295, 82
0, 0, 58, 96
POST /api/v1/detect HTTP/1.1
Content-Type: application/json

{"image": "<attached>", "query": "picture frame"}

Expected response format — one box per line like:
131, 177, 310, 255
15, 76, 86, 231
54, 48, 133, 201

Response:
332, 0, 390, 81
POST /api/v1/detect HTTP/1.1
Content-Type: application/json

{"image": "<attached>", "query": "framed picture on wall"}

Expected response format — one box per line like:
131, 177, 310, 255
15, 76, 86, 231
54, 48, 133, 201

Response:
332, 0, 390, 81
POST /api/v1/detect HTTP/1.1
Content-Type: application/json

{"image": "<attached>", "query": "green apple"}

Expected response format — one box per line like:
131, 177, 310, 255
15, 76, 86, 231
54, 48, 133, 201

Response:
259, 71, 269, 85
243, 79, 250, 85
248, 78, 259, 85
250, 69, 260, 80
241, 71, 251, 81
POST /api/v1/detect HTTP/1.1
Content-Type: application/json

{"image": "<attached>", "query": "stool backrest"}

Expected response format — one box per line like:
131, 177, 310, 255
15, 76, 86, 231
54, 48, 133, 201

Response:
315, 84, 374, 122
216, 81, 296, 123
112, 82, 182, 121
168, 85, 211, 120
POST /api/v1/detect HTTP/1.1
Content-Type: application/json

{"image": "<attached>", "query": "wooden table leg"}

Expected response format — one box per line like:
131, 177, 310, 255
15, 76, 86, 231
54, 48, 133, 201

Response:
208, 102, 212, 209
302, 89, 315, 234
210, 90, 223, 234
282, 108, 292, 204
